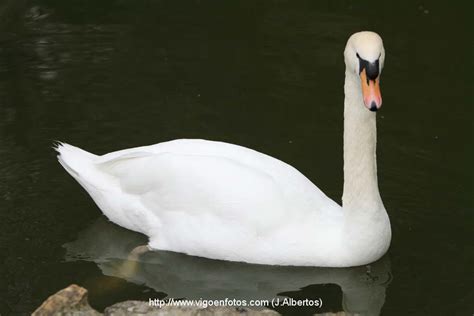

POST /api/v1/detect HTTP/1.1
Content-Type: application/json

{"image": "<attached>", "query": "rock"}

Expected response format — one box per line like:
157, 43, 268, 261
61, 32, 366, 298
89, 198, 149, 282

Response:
33, 285, 281, 316
104, 301, 280, 316
32, 284, 102, 316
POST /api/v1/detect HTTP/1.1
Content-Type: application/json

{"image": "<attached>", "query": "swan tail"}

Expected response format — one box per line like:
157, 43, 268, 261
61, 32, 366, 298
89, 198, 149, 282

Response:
55, 142, 137, 233
55, 142, 97, 177
54, 141, 110, 195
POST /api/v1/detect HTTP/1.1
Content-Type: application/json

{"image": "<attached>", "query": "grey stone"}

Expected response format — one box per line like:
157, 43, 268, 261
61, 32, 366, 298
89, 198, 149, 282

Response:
104, 301, 280, 316
32, 284, 102, 316
33, 285, 281, 316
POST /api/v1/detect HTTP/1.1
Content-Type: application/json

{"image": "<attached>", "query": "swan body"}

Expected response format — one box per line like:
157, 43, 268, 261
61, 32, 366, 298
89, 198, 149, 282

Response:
57, 31, 391, 267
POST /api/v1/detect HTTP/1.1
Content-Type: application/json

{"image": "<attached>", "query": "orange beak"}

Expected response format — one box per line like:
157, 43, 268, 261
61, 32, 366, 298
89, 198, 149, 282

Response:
360, 69, 382, 111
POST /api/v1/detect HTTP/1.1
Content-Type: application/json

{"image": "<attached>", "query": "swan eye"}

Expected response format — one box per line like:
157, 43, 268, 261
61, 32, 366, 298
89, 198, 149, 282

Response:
356, 53, 361, 59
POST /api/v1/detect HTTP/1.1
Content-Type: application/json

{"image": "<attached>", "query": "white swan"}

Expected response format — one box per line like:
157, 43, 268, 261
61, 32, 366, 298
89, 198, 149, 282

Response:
56, 31, 391, 267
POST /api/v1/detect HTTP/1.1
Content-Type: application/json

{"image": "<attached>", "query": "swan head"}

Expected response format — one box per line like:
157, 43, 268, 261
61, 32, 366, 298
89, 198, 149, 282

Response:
344, 31, 385, 111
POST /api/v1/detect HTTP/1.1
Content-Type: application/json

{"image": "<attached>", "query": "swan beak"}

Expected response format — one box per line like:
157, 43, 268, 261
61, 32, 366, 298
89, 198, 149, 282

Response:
360, 69, 382, 112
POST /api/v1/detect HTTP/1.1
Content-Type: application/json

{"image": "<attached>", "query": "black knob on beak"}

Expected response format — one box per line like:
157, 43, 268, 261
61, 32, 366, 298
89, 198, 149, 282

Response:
357, 53, 380, 81
365, 60, 379, 81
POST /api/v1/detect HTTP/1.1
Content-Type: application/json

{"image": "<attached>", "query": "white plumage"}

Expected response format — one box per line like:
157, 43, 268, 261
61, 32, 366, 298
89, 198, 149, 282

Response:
56, 31, 391, 267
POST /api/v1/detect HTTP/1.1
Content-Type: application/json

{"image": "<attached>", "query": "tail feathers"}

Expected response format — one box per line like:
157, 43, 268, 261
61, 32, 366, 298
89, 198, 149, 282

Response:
55, 142, 98, 180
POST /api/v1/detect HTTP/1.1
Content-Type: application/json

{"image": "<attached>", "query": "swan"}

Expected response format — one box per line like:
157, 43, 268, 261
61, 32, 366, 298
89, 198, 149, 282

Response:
56, 31, 391, 267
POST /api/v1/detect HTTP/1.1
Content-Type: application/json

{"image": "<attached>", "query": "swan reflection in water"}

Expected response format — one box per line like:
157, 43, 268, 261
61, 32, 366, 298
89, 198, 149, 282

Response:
64, 217, 391, 315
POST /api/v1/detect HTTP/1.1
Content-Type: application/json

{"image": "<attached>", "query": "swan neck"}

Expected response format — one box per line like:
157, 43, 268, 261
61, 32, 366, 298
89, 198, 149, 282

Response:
342, 70, 383, 212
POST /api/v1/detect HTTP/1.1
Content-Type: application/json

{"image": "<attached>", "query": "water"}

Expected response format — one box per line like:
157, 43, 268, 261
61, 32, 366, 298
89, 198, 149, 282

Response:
0, 1, 472, 315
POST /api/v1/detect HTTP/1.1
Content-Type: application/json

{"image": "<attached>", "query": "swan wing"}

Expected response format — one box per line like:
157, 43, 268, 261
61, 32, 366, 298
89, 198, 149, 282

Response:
96, 139, 339, 216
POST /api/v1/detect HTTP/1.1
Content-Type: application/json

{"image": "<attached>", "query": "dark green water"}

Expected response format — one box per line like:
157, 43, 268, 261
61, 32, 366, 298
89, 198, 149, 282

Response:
0, 1, 472, 315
